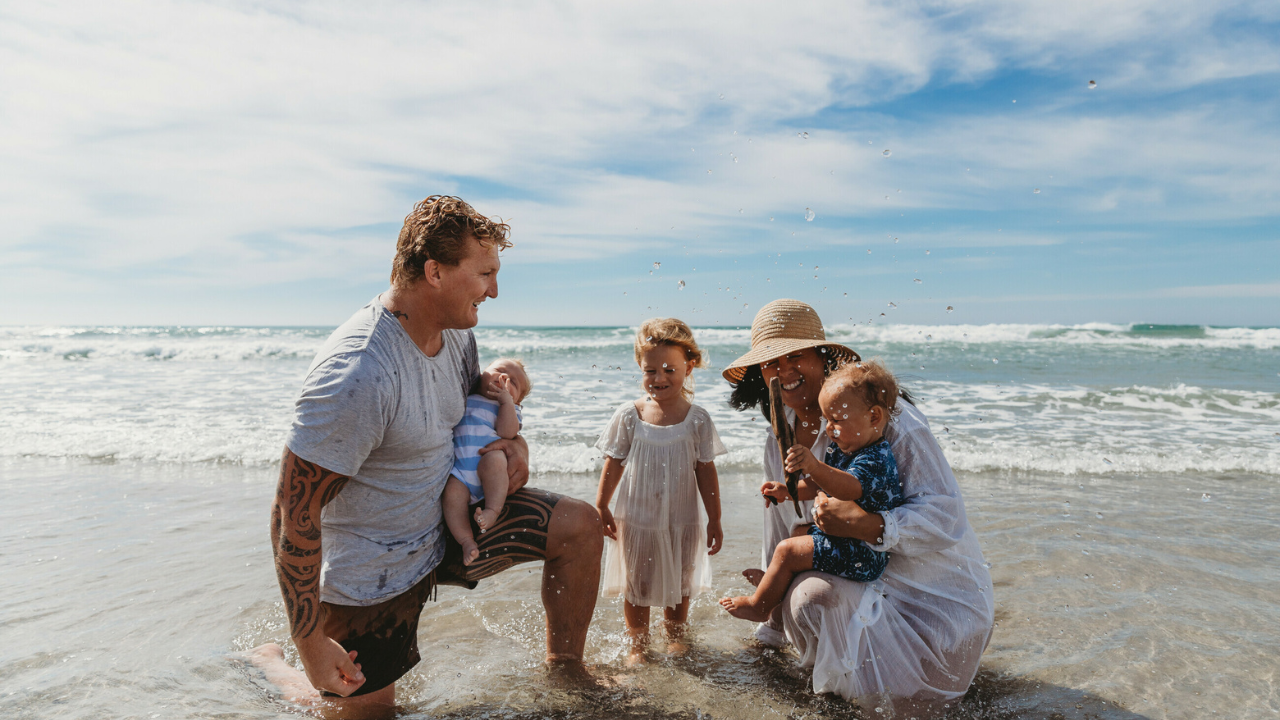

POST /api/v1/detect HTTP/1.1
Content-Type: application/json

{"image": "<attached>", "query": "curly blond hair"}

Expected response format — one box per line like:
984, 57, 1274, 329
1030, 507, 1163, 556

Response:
824, 358, 900, 415
634, 318, 704, 399
391, 195, 513, 287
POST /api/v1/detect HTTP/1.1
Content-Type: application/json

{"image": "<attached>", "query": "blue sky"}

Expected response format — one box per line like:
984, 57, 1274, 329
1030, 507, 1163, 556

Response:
1, 1, 1277, 327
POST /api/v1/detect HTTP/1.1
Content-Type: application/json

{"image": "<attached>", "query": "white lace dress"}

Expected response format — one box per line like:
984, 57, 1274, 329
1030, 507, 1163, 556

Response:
758, 402, 995, 711
595, 402, 727, 607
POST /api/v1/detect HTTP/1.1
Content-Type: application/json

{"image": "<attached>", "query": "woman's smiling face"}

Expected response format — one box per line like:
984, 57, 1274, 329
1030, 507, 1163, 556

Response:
639, 344, 692, 402
759, 347, 827, 412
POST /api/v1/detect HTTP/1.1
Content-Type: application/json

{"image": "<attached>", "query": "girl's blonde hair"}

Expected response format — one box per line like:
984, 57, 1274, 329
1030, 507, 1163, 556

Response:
634, 318, 704, 399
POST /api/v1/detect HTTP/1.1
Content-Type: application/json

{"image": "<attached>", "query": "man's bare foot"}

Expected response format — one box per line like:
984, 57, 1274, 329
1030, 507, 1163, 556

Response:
719, 595, 772, 622
460, 538, 480, 566
239, 643, 319, 704
742, 568, 765, 587
474, 507, 500, 532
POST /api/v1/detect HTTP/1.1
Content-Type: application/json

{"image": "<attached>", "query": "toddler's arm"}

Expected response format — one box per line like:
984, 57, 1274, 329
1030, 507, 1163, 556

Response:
695, 460, 723, 555
595, 456, 625, 540
785, 445, 864, 502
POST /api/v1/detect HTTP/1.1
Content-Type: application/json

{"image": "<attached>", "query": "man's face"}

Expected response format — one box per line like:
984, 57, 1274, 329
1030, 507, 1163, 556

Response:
435, 237, 500, 329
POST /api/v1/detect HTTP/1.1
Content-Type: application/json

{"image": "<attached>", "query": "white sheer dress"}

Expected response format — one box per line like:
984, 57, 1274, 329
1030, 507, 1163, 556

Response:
596, 402, 727, 607
757, 402, 994, 709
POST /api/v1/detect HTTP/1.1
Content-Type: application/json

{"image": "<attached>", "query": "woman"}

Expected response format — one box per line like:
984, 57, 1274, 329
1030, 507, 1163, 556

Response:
723, 299, 994, 714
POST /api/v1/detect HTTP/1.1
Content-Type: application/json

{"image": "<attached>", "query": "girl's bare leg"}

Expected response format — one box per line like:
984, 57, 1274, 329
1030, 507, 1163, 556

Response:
443, 477, 480, 565
474, 451, 508, 532
663, 597, 691, 655
622, 601, 650, 666
720, 535, 815, 622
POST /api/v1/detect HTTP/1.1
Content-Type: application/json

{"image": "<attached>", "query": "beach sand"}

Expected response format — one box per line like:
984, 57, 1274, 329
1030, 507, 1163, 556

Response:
3, 456, 1276, 719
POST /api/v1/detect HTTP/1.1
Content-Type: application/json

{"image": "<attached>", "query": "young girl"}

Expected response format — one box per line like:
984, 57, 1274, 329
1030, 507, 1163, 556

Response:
595, 318, 726, 664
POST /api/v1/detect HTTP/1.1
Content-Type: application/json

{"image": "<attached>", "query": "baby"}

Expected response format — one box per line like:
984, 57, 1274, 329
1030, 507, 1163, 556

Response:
721, 359, 904, 621
443, 357, 531, 566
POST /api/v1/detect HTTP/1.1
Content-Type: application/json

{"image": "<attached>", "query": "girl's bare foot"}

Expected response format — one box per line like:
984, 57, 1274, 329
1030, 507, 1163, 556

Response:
625, 647, 647, 667
719, 595, 772, 622
666, 639, 690, 656
742, 568, 765, 587
461, 538, 480, 566
474, 507, 500, 532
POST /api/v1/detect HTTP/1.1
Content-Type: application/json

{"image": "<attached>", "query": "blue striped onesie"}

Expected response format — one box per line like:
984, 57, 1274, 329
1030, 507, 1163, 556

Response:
451, 394, 523, 503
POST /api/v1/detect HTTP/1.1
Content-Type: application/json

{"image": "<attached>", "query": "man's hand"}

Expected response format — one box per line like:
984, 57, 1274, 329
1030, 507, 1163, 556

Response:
706, 518, 723, 555
784, 444, 820, 478
478, 436, 529, 494
295, 633, 365, 697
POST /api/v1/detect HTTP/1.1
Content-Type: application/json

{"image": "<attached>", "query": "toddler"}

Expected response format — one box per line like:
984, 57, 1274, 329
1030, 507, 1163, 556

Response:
595, 318, 726, 664
720, 359, 904, 621
443, 357, 531, 566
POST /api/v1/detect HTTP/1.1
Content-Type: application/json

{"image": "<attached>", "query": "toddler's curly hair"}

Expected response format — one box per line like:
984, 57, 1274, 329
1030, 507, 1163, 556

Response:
634, 318, 704, 399
825, 358, 900, 415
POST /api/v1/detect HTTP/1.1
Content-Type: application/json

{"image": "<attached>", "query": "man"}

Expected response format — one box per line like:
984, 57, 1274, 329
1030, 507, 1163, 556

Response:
249, 196, 603, 716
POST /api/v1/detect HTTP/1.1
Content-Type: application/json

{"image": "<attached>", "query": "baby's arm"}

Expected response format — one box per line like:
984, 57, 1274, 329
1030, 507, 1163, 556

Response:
784, 445, 864, 502
486, 375, 521, 440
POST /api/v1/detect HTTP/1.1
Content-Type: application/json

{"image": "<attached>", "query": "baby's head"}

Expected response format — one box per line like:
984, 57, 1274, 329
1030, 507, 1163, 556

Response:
633, 318, 704, 401
482, 357, 531, 404
818, 359, 899, 453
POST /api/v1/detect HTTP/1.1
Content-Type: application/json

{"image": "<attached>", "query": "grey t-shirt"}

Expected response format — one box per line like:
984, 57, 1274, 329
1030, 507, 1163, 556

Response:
286, 296, 479, 606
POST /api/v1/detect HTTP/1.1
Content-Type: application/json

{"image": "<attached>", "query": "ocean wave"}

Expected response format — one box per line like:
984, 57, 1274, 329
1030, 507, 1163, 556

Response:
825, 323, 1280, 349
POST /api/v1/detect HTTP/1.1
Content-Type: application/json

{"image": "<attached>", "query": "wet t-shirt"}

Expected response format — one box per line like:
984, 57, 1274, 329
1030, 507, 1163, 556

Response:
286, 296, 479, 606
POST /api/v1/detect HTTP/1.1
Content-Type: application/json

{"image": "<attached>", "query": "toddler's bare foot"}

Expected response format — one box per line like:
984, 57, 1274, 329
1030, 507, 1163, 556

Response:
460, 538, 480, 566
742, 568, 765, 587
666, 638, 690, 656
474, 507, 500, 532
719, 595, 772, 622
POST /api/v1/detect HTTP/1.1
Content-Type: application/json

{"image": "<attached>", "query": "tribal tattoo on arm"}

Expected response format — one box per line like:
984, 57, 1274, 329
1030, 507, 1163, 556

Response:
390, 310, 409, 320
271, 448, 350, 640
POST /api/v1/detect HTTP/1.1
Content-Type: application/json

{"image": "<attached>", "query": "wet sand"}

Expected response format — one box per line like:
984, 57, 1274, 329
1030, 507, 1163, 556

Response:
1, 457, 1276, 719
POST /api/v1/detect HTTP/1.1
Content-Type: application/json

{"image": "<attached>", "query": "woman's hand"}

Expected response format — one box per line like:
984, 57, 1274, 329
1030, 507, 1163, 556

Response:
597, 505, 617, 540
706, 518, 723, 555
784, 444, 820, 477
812, 491, 886, 545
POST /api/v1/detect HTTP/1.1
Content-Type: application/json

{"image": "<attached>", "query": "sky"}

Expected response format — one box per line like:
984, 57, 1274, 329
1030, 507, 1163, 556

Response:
1, 0, 1278, 328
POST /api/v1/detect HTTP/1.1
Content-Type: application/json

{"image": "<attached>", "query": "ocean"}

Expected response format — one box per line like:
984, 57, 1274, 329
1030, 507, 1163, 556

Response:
2, 323, 1277, 718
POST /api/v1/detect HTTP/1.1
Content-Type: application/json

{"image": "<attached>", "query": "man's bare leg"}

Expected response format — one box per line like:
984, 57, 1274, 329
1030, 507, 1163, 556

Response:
244, 644, 396, 719
474, 451, 508, 532
720, 535, 815, 622
443, 477, 480, 565
541, 497, 603, 669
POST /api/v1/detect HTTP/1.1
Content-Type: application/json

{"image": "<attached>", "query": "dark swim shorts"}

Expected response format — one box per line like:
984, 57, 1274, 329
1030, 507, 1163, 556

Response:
318, 486, 563, 697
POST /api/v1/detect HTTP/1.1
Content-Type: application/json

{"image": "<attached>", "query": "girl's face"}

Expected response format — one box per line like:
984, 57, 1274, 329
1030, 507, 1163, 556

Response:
639, 344, 692, 403
759, 347, 827, 412
820, 385, 885, 453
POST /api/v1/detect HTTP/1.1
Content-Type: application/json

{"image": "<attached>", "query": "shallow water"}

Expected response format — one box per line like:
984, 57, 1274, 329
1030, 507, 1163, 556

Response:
3, 457, 1276, 719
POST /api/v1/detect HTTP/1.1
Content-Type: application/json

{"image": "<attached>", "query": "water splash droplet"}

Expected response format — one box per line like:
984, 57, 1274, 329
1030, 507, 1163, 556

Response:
1088, 80, 1097, 89
914, 278, 922, 284
678, 280, 685, 290
887, 302, 897, 308
1202, 493, 1212, 502
805, 208, 815, 222
799, 131, 809, 139
992, 358, 999, 364
719, 92, 725, 99
882, 149, 891, 157
1033, 188, 1041, 194
653, 261, 661, 271
946, 305, 954, 313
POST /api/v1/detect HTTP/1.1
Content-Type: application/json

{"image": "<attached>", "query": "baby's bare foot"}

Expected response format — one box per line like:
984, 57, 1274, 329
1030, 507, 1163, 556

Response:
474, 507, 500, 532
719, 595, 772, 622
461, 538, 480, 566
742, 568, 765, 587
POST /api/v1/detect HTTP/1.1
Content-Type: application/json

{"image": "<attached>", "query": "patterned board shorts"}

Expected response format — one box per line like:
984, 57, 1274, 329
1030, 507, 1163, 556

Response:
318, 486, 564, 697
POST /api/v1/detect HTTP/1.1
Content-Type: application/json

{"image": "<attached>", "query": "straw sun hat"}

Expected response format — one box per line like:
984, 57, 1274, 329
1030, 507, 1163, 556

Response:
721, 299, 860, 383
